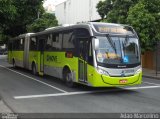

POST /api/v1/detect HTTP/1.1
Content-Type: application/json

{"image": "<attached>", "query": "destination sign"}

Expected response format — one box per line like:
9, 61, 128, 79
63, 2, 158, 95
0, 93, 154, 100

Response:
93, 24, 134, 35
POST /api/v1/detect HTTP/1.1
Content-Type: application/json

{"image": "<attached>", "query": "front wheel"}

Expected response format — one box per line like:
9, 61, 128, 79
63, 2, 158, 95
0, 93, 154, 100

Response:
64, 69, 75, 87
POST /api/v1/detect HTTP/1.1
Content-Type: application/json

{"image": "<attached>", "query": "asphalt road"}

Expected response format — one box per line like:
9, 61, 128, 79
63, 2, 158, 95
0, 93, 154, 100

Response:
0, 58, 160, 118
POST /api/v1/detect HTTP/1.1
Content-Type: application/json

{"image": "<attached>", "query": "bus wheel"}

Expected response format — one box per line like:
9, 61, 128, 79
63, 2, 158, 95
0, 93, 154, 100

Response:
32, 63, 37, 75
64, 69, 75, 87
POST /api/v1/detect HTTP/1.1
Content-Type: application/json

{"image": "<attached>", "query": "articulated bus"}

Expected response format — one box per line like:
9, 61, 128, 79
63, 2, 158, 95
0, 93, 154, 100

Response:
8, 22, 142, 87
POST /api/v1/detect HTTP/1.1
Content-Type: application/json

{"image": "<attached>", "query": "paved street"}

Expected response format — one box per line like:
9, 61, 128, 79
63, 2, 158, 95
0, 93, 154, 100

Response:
0, 58, 160, 117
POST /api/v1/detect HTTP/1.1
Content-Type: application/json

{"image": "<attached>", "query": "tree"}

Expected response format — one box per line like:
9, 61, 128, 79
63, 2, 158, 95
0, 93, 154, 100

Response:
0, 0, 47, 43
0, 0, 16, 43
3, 0, 44, 37
96, 0, 113, 20
97, 0, 138, 23
97, 0, 160, 52
27, 13, 58, 32
0, 0, 16, 29
127, 0, 160, 52
108, 0, 138, 23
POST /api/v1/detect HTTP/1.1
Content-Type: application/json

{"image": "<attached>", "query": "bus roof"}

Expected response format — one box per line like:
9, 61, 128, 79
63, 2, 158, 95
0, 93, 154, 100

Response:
33, 23, 91, 36
9, 33, 35, 41
10, 22, 135, 39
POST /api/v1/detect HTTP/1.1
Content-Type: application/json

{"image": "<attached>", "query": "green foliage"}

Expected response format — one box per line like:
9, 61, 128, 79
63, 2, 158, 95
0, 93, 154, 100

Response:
12, 0, 44, 25
97, 0, 138, 23
0, 0, 16, 29
0, 0, 57, 44
0, 33, 9, 44
108, 0, 136, 23
27, 13, 58, 32
0, 0, 46, 43
96, 0, 113, 19
4, 0, 45, 37
127, 2, 154, 52
0, 0, 17, 43
97, 0, 160, 52
127, 0, 160, 52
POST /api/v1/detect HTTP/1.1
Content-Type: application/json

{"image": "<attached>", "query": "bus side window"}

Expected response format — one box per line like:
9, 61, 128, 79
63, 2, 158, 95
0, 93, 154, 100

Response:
52, 33, 58, 50
37, 35, 47, 51
63, 30, 75, 50
88, 41, 93, 65
19, 38, 24, 50
76, 28, 90, 38
52, 32, 63, 50
8, 41, 13, 51
45, 34, 52, 51
30, 37, 37, 51
58, 33, 63, 50
75, 28, 91, 60
13, 39, 20, 51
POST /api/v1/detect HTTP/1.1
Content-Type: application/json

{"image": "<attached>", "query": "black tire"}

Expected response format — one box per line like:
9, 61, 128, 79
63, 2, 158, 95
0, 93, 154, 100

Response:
32, 63, 37, 75
64, 69, 75, 87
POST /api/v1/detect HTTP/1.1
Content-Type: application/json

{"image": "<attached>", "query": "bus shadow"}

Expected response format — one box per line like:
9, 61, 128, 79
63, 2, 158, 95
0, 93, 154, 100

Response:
74, 84, 138, 95
9, 66, 65, 85
90, 88, 138, 96
8, 66, 139, 95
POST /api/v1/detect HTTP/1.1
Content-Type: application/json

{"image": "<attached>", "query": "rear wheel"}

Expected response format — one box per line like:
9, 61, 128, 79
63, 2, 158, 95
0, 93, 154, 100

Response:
63, 69, 75, 87
32, 63, 37, 75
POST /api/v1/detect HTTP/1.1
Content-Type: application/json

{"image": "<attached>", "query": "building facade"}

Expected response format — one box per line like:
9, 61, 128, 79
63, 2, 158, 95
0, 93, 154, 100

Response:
43, 0, 66, 13
55, 0, 103, 24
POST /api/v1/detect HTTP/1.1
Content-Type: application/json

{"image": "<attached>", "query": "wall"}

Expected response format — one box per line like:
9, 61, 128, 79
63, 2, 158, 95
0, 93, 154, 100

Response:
55, 0, 102, 24
142, 42, 160, 71
142, 51, 154, 69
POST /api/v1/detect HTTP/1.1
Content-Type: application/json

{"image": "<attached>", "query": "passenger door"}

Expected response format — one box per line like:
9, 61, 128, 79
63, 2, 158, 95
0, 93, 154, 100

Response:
78, 38, 89, 82
38, 38, 45, 72
24, 37, 29, 69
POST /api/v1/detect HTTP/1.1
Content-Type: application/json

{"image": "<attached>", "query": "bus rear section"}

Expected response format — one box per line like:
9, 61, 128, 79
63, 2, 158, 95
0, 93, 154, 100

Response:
8, 35, 26, 68
7, 33, 40, 73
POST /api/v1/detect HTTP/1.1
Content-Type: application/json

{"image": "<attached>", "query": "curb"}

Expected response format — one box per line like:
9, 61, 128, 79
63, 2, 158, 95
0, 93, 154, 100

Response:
0, 94, 14, 113
0, 100, 13, 113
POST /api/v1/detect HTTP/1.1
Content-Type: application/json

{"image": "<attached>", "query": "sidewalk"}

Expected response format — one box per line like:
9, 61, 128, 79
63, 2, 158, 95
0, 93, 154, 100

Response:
0, 99, 12, 113
143, 68, 160, 80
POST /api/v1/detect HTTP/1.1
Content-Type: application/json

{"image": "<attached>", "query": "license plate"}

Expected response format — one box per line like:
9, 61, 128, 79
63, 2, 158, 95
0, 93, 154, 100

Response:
119, 79, 128, 84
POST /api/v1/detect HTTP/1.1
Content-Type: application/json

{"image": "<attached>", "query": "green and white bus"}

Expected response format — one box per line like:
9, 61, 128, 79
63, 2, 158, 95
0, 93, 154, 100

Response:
8, 22, 142, 87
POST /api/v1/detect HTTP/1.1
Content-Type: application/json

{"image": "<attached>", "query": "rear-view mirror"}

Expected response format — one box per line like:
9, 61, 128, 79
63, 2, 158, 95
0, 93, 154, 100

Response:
93, 38, 99, 50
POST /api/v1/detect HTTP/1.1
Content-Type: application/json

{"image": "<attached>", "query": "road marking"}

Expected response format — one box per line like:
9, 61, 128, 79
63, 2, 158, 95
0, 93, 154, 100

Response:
14, 85, 160, 99
143, 81, 160, 86
0, 65, 68, 93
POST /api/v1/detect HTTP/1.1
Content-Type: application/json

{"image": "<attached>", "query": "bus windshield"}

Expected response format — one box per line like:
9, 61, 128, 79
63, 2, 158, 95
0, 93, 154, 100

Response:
95, 36, 140, 66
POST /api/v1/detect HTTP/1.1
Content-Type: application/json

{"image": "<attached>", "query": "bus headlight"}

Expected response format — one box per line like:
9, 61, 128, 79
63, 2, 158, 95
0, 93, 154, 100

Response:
97, 68, 109, 76
135, 67, 142, 75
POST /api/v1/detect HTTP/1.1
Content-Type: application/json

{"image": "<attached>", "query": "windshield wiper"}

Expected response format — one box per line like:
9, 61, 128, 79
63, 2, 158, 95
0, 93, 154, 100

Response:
106, 34, 117, 53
